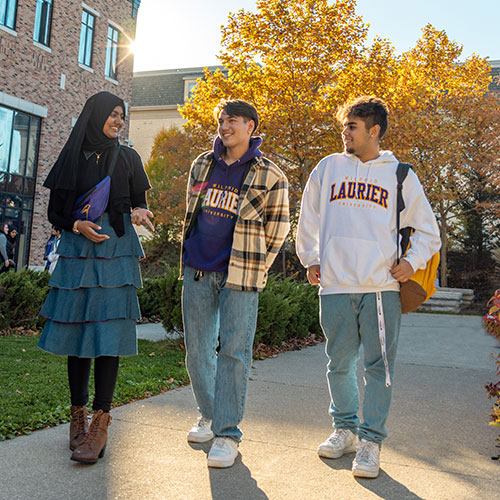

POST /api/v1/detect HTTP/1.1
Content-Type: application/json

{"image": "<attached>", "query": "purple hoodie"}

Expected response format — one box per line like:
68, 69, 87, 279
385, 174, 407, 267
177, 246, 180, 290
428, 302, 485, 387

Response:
183, 136, 263, 272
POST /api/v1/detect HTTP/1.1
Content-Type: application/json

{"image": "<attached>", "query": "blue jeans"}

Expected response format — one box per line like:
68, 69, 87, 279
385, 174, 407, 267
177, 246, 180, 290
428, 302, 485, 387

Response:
320, 292, 401, 444
182, 266, 259, 442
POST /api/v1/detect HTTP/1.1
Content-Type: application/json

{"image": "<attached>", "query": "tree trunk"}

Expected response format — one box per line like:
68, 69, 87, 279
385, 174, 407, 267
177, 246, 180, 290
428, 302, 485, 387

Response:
439, 210, 448, 287
282, 243, 287, 278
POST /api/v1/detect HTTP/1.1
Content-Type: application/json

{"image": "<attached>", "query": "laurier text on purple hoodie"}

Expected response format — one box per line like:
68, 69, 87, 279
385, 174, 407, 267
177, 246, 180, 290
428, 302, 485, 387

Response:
183, 136, 263, 272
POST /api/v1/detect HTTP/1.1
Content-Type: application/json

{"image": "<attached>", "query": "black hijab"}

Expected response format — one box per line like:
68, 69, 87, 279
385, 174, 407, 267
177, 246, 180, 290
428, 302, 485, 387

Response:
43, 92, 142, 236
44, 91, 125, 191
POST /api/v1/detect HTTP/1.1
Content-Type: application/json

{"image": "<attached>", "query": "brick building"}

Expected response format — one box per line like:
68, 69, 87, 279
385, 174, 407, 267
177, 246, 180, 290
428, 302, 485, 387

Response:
0, 0, 140, 268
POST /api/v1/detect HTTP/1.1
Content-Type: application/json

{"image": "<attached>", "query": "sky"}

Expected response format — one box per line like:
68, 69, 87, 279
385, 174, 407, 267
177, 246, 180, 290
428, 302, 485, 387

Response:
132, 0, 499, 72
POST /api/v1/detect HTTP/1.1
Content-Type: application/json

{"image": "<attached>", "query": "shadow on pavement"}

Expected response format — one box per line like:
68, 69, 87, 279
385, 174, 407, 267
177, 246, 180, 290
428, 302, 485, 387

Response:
320, 457, 424, 500
189, 442, 269, 499
209, 460, 269, 500
354, 471, 424, 500
319, 455, 354, 471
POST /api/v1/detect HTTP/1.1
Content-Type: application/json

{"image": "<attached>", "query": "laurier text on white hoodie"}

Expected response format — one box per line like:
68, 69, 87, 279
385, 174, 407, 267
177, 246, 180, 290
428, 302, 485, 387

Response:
296, 151, 441, 295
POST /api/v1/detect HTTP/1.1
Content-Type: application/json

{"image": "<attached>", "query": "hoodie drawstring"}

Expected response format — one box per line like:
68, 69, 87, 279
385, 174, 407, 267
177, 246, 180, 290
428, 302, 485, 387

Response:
376, 292, 391, 387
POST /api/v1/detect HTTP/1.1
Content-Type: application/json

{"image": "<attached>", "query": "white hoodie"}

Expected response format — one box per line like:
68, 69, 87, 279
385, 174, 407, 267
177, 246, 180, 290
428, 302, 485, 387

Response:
296, 151, 441, 295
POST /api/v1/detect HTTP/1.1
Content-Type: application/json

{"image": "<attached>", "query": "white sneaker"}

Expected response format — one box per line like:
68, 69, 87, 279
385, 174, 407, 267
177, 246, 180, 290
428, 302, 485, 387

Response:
317, 429, 358, 458
207, 437, 239, 468
352, 439, 380, 478
187, 417, 214, 443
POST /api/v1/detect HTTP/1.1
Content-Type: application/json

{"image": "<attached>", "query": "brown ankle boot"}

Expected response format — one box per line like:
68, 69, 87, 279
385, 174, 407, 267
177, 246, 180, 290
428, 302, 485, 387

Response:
71, 410, 111, 464
69, 405, 89, 451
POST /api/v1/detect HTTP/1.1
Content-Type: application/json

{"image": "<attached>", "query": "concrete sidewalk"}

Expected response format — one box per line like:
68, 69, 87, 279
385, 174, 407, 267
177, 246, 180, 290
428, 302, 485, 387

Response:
0, 313, 499, 499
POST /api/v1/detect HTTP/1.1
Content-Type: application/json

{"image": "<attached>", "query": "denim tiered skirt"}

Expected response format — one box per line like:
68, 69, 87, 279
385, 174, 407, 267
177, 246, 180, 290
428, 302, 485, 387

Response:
38, 213, 144, 358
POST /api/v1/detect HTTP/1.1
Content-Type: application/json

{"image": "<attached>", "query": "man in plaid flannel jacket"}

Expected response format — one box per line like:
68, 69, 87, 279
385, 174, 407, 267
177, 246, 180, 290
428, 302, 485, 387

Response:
180, 99, 289, 468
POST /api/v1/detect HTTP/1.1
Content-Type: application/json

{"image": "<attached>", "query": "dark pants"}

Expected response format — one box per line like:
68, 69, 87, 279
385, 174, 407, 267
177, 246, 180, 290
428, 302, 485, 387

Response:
67, 356, 119, 412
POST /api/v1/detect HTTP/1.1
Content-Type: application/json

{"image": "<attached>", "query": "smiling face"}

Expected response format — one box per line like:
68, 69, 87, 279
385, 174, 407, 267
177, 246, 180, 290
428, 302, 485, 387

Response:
217, 111, 254, 149
341, 115, 380, 160
102, 105, 125, 139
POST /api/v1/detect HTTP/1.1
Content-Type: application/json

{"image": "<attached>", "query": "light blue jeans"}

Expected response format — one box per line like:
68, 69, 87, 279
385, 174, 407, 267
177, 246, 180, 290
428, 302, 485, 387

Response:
320, 292, 401, 444
182, 265, 259, 442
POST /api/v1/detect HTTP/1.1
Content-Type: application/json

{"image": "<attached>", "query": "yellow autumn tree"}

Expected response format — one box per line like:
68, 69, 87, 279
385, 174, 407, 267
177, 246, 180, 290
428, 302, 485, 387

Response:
181, 0, 369, 206
178, 1, 499, 285
386, 26, 500, 285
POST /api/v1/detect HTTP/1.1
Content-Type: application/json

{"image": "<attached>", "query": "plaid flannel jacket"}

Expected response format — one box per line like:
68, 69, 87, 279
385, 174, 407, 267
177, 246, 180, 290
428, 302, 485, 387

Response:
179, 151, 290, 292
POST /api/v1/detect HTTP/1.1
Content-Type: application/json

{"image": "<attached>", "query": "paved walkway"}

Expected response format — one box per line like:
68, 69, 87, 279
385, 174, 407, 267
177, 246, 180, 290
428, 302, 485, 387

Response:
0, 313, 499, 499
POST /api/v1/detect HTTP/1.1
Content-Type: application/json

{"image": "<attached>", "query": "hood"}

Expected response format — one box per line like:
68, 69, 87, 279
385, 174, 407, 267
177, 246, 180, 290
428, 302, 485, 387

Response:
344, 150, 397, 166
213, 136, 263, 165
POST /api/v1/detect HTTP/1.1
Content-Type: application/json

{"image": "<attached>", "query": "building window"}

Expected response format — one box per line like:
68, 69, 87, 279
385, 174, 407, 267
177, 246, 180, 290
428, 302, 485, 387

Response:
187, 82, 196, 97
184, 80, 197, 101
33, 0, 53, 47
105, 25, 119, 80
131, 0, 140, 19
78, 10, 95, 67
0, 104, 41, 268
0, 0, 17, 30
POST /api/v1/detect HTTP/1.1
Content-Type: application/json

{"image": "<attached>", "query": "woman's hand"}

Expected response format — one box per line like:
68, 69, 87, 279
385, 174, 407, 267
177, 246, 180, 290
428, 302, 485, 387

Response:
131, 208, 155, 232
77, 220, 110, 243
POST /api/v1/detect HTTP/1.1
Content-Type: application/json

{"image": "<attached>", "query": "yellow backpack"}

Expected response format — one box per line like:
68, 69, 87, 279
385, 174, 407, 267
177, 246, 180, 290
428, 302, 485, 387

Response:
396, 163, 440, 314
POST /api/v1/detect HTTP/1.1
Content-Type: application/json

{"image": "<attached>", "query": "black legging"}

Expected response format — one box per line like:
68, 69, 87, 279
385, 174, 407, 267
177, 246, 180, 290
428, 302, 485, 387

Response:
67, 356, 119, 412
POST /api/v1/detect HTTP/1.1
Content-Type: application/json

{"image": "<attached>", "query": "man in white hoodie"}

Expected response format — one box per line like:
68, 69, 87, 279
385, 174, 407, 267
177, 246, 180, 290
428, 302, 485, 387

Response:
296, 96, 440, 478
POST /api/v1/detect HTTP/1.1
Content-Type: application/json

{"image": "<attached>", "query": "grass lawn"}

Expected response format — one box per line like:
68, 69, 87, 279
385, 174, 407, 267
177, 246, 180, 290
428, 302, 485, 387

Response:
0, 335, 189, 441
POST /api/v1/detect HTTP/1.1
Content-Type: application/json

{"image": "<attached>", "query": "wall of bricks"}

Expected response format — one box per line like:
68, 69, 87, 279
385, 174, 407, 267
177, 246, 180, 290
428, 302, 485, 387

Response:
0, 0, 137, 266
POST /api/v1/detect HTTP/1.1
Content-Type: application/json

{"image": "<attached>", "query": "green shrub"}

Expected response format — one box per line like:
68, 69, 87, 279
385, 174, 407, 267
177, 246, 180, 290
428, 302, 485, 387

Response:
255, 276, 320, 345
0, 265, 320, 348
138, 268, 321, 346
138, 266, 183, 331
255, 277, 295, 345
0, 269, 50, 330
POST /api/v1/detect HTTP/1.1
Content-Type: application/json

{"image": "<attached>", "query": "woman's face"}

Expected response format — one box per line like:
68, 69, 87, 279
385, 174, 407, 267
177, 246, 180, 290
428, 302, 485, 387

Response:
9, 229, 16, 238
3, 224, 7, 234
102, 106, 125, 139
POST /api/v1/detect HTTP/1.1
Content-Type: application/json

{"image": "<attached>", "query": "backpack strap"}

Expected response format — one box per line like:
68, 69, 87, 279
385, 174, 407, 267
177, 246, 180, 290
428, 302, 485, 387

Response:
396, 162, 411, 213
396, 163, 412, 263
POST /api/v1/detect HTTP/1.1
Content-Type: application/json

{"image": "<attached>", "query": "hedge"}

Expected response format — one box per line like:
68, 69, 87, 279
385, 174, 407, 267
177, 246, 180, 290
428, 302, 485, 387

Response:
1, 267, 322, 346
0, 269, 50, 331
138, 266, 183, 332
139, 268, 321, 346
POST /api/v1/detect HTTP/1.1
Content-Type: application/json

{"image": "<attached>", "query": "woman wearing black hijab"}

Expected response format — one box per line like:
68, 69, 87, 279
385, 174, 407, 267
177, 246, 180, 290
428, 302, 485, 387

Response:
5, 225, 17, 271
38, 91, 154, 464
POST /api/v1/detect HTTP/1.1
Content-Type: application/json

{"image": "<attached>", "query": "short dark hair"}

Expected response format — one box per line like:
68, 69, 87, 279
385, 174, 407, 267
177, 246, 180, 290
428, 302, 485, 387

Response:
336, 96, 389, 139
213, 99, 259, 134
